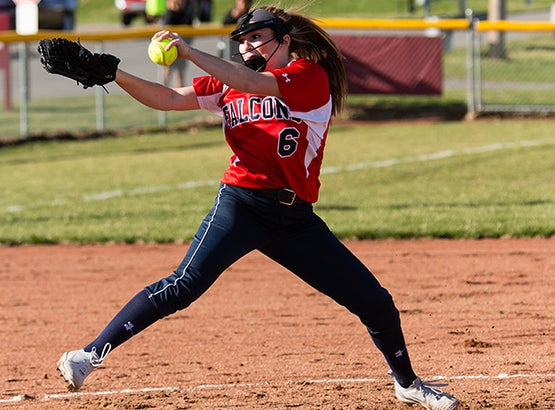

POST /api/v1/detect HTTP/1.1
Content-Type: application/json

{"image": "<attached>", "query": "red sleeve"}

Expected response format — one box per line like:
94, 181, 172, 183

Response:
271, 59, 330, 112
192, 76, 225, 114
193, 75, 223, 96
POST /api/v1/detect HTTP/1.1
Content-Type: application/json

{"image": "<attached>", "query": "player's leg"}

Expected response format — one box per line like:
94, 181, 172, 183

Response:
260, 212, 417, 387
88, 184, 264, 349
260, 211, 459, 409
58, 184, 269, 390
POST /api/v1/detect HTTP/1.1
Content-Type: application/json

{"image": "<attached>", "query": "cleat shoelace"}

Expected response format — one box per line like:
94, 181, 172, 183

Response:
90, 343, 111, 367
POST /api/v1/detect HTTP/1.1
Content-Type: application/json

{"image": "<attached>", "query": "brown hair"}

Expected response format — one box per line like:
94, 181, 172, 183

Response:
260, 5, 347, 116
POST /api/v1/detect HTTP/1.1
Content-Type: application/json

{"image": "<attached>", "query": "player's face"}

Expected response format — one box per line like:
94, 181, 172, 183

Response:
237, 27, 279, 61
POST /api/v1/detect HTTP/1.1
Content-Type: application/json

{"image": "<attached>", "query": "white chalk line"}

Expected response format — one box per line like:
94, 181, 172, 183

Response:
3, 179, 219, 214
320, 137, 555, 174
3, 137, 555, 214
2, 372, 554, 404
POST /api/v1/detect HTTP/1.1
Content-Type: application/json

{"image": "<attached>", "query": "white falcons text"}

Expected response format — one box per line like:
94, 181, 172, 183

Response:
222, 96, 293, 128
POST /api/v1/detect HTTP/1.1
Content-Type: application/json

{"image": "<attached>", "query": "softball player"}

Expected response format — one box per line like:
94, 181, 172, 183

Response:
57, 6, 459, 409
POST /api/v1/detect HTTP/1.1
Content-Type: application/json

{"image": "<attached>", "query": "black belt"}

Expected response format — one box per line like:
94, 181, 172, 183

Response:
256, 188, 306, 206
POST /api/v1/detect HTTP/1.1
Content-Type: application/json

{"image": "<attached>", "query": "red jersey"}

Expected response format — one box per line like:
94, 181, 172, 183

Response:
192, 58, 332, 203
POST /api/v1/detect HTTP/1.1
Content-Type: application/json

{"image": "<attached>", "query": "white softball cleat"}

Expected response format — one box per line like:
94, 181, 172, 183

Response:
56, 344, 111, 391
394, 377, 459, 410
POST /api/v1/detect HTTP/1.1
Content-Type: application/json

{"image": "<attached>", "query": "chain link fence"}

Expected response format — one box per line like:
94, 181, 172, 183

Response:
469, 20, 555, 114
3, 17, 555, 140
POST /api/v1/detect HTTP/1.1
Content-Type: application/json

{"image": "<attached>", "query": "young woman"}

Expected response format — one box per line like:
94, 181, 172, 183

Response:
57, 6, 459, 409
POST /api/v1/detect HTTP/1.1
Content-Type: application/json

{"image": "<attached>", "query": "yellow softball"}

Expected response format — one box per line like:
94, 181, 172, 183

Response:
147, 38, 178, 66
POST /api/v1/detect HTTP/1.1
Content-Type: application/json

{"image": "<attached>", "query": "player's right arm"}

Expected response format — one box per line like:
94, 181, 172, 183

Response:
115, 69, 200, 111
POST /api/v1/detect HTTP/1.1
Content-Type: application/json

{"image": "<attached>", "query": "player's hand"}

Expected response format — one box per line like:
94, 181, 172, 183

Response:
151, 31, 193, 60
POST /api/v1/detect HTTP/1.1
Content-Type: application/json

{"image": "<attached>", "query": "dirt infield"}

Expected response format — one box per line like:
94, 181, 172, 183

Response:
1, 239, 554, 409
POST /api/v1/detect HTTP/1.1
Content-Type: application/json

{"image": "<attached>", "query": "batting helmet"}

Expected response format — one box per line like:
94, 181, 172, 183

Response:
230, 8, 293, 43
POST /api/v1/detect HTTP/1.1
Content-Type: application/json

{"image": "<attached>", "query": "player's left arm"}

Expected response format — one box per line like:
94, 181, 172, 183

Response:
155, 31, 281, 98
115, 69, 200, 111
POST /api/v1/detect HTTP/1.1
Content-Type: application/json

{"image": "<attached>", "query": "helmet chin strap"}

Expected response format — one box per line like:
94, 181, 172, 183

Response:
233, 37, 282, 72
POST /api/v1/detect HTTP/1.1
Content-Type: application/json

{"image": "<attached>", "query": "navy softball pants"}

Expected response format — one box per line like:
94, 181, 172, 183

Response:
146, 184, 400, 333
89, 183, 416, 387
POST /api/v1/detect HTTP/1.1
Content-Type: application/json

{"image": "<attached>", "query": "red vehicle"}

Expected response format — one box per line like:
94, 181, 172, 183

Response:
0, 0, 77, 30
114, 0, 212, 26
114, 0, 147, 26
40, 0, 77, 30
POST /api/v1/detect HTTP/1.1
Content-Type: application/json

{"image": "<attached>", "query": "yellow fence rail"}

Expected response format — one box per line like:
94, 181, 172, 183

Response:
0, 25, 232, 43
0, 18, 555, 43
316, 18, 470, 30
476, 20, 555, 32
2, 17, 555, 44
1, 18, 554, 44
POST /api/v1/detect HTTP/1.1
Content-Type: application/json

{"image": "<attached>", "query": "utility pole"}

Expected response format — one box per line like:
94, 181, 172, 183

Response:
459, 0, 466, 16
486, 0, 507, 58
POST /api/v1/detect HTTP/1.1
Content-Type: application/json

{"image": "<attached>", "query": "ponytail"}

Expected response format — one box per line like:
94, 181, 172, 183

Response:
261, 6, 347, 117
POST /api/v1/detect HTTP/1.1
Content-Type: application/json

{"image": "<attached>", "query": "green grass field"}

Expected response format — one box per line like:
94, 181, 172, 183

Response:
1, 1, 554, 244
1, 119, 554, 244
